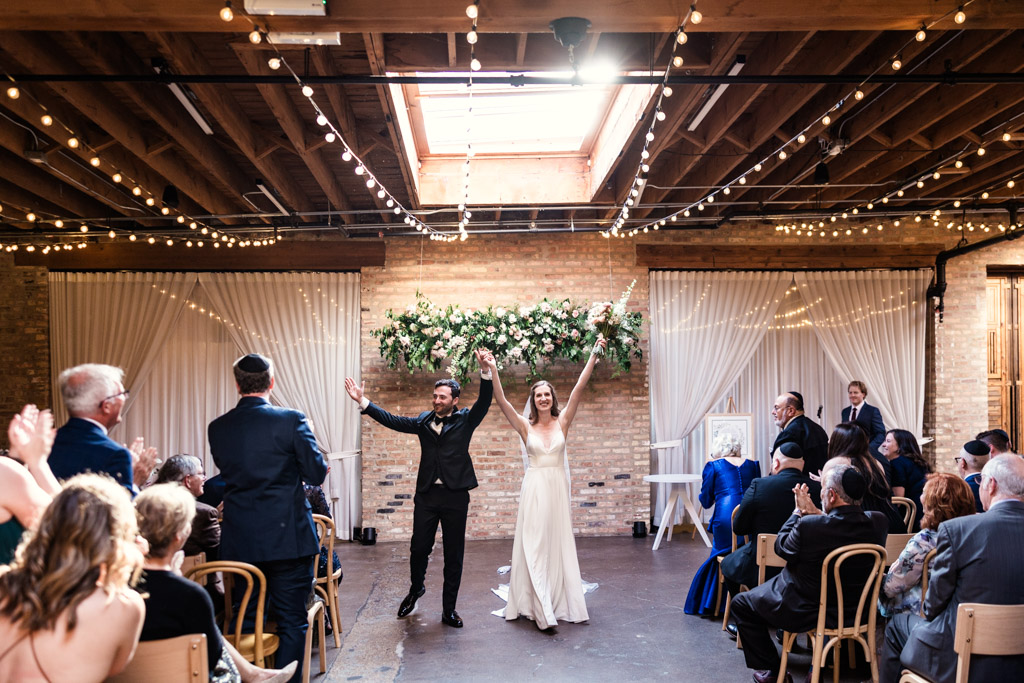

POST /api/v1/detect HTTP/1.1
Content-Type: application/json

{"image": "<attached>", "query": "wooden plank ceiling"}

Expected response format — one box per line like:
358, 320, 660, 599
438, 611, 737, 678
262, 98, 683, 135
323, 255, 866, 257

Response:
0, 0, 1022, 244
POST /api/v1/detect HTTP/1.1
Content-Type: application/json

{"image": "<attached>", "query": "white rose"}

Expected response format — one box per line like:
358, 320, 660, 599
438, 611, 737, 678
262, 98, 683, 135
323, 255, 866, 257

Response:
495, 307, 506, 317
508, 314, 517, 323
534, 325, 543, 334
496, 334, 507, 345
520, 339, 529, 349
418, 314, 430, 324
510, 347, 523, 357
543, 343, 555, 353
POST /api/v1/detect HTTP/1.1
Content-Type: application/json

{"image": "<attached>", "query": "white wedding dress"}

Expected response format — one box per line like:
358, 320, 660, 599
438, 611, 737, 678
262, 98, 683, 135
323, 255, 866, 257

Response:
498, 427, 591, 629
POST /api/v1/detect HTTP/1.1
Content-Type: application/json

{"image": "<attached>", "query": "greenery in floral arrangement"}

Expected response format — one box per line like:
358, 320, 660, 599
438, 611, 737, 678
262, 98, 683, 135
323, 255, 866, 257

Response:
371, 285, 643, 383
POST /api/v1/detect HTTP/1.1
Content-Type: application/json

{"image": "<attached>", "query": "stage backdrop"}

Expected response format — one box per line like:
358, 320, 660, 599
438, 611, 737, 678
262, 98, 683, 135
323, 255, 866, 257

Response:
48, 271, 363, 538
648, 270, 931, 524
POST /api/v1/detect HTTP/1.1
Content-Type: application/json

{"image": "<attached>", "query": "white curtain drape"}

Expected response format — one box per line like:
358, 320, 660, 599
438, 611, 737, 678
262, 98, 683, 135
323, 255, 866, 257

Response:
48, 272, 197, 427
199, 272, 362, 538
649, 271, 791, 521
49, 271, 362, 537
794, 270, 932, 436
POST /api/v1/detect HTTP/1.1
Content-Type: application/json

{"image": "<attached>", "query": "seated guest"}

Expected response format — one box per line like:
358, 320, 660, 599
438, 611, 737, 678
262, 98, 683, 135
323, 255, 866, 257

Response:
878, 473, 975, 618
684, 433, 760, 616
134, 484, 296, 683
304, 480, 343, 583
771, 391, 829, 476
155, 454, 220, 560
0, 474, 145, 681
721, 442, 821, 634
977, 428, 1013, 455
882, 455, 1024, 683
730, 462, 888, 683
955, 439, 989, 512
879, 429, 931, 530
0, 405, 60, 564
48, 363, 159, 495
829, 422, 906, 533
842, 380, 886, 455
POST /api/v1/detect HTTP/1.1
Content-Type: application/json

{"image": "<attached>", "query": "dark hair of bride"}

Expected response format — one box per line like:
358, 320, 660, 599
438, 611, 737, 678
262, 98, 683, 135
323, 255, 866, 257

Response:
528, 380, 561, 424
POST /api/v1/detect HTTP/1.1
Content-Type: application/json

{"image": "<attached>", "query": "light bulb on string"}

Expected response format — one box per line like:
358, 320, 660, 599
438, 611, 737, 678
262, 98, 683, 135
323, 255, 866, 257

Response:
822, 115, 831, 125
933, 171, 941, 180
108, 230, 116, 239
54, 219, 64, 228
129, 234, 137, 241
160, 206, 170, 215
1004, 132, 1012, 142
147, 237, 156, 244
145, 197, 155, 206
112, 173, 122, 183
690, 6, 702, 23
6, 87, 19, 100
1009, 180, 1017, 188
325, 132, 336, 143
663, 86, 673, 97
855, 90, 864, 100
470, 58, 481, 71
40, 114, 52, 126
797, 133, 806, 144
657, 110, 666, 121
301, 85, 314, 97
341, 149, 352, 162
26, 212, 36, 222
982, 191, 990, 199
316, 114, 328, 126
132, 186, 142, 196
89, 156, 101, 167
67, 137, 79, 148
779, 150, 788, 160
954, 7, 966, 23
268, 57, 281, 70
739, 176, 746, 184
466, 30, 478, 44
176, 215, 185, 223
249, 30, 262, 44
891, 56, 902, 70
955, 159, 964, 168
672, 56, 684, 68
915, 26, 927, 42
219, 1, 233, 22
977, 146, 986, 156
754, 163, 762, 172
465, 2, 478, 19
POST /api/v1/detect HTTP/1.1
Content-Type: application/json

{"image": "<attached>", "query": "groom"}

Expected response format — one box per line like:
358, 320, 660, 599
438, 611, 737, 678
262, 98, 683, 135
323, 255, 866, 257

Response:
344, 348, 492, 628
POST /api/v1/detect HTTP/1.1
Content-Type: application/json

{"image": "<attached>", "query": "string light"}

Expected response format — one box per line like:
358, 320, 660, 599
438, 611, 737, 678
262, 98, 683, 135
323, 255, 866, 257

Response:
219, 1, 234, 22
6, 86, 19, 100
954, 7, 966, 24
915, 26, 927, 42
248, 30, 262, 44
891, 56, 902, 70
268, 57, 281, 70
40, 114, 52, 126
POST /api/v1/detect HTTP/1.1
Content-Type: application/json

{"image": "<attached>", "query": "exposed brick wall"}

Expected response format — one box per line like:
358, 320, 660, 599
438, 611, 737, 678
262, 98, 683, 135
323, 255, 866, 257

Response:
0, 254, 50, 447
358, 234, 651, 540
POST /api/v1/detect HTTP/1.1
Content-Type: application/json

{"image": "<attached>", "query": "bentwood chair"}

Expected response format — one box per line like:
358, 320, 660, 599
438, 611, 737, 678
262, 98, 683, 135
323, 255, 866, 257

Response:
717, 506, 749, 622
303, 551, 328, 683
312, 514, 343, 648
185, 560, 280, 668
734, 533, 787, 649
918, 548, 938, 617
777, 543, 887, 683
899, 603, 1024, 683
108, 633, 208, 682
882, 533, 915, 568
891, 497, 916, 531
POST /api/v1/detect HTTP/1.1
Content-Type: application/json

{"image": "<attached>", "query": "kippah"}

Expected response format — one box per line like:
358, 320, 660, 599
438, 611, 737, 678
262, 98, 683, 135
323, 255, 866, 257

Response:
778, 442, 804, 459
236, 353, 271, 373
841, 467, 867, 501
963, 439, 990, 457
788, 391, 804, 410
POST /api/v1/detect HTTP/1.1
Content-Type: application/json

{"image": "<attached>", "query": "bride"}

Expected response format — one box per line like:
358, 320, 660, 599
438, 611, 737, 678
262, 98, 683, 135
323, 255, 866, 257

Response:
481, 336, 605, 630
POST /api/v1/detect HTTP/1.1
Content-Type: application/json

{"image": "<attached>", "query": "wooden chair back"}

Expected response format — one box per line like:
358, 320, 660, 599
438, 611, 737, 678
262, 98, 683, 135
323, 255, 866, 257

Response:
953, 603, 1024, 683
312, 513, 343, 648
892, 496, 916, 530
883, 533, 916, 567
107, 633, 208, 682
755, 533, 786, 585
180, 552, 206, 586
919, 548, 938, 616
184, 560, 279, 667
729, 505, 748, 551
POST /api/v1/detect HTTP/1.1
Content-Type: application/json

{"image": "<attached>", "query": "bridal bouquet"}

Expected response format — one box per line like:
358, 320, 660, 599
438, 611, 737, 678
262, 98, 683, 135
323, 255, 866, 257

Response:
585, 280, 637, 356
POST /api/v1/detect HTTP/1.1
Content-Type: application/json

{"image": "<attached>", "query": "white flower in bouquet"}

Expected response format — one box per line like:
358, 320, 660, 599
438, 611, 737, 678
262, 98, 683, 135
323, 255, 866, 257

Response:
519, 339, 530, 349
508, 314, 517, 323
585, 279, 637, 353
496, 334, 507, 345
451, 335, 468, 348
539, 301, 552, 313
399, 335, 411, 348
495, 306, 506, 317
418, 314, 430, 324
534, 325, 543, 334
510, 346, 523, 358
543, 343, 555, 353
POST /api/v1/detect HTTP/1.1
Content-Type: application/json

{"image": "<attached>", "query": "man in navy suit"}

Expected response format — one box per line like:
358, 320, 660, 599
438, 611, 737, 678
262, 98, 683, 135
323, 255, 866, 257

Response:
209, 354, 327, 682
841, 380, 886, 455
955, 439, 989, 513
48, 363, 158, 496
882, 454, 1024, 683
345, 348, 492, 628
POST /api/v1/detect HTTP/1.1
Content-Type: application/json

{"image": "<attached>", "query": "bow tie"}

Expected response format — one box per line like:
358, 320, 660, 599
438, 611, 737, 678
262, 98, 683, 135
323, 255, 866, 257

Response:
434, 415, 452, 426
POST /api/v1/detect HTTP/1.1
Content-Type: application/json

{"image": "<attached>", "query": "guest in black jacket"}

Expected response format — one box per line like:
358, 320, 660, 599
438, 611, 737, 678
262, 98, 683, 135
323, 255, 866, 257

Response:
730, 462, 888, 683
771, 391, 829, 476
344, 347, 492, 629
829, 422, 906, 533
721, 442, 821, 599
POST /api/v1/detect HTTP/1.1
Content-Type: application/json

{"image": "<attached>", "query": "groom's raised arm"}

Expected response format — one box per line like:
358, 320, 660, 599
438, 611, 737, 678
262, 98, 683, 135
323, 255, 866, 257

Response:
466, 348, 493, 429
345, 376, 421, 434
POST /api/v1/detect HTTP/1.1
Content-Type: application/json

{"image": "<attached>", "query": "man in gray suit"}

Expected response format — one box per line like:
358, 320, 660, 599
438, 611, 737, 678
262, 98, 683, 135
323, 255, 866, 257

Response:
881, 454, 1024, 683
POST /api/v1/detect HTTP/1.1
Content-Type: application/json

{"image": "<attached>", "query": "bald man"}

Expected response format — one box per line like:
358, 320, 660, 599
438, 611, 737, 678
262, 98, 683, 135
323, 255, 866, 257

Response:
770, 391, 829, 476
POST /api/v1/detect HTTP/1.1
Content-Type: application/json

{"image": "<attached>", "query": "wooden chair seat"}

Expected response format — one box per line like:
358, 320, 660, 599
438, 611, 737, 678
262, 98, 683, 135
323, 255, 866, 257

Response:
304, 595, 327, 683
108, 633, 208, 682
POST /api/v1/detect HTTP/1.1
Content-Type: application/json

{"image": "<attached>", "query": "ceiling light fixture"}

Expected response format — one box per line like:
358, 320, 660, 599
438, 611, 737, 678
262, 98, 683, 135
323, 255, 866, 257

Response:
687, 55, 746, 131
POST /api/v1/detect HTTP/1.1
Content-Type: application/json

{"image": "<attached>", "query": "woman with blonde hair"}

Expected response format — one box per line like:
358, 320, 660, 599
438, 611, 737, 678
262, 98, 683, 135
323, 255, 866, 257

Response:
135, 483, 296, 683
0, 473, 146, 682
684, 431, 760, 615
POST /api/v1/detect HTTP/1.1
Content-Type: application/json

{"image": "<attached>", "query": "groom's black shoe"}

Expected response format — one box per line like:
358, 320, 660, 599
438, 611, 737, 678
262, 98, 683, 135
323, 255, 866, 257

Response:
397, 587, 425, 618
441, 610, 463, 628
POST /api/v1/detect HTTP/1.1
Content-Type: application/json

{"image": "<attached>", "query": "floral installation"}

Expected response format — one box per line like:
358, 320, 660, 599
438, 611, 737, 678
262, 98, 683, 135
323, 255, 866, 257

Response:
371, 287, 643, 383
586, 279, 637, 355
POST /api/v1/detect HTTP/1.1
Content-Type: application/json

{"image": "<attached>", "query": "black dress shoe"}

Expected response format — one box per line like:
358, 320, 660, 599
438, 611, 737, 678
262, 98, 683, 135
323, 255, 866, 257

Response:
441, 609, 463, 628
397, 587, 425, 618
752, 670, 792, 683
726, 623, 739, 640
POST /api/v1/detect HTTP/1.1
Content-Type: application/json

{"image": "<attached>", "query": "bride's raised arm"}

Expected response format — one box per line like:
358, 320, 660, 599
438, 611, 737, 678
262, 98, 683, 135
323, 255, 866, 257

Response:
480, 350, 529, 442
559, 336, 606, 431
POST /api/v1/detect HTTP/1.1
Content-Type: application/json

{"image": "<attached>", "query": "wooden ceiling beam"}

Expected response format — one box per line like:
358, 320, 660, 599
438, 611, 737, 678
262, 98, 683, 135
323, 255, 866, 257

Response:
0, 177, 85, 223
151, 32, 315, 215
636, 242, 945, 269
0, 147, 116, 219
364, 32, 419, 208
72, 32, 254, 207
2, 0, 1021, 33
515, 33, 528, 66
234, 49, 355, 223
0, 32, 244, 219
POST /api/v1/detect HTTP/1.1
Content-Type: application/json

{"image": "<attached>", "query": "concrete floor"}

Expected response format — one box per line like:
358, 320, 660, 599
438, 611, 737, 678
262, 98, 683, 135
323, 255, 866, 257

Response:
317, 533, 873, 683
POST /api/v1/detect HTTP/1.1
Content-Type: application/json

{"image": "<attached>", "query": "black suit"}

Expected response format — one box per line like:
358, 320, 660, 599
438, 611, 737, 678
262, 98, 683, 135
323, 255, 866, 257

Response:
362, 378, 492, 612
720, 468, 821, 595
964, 472, 984, 513
883, 500, 1024, 683
731, 505, 888, 673
842, 402, 886, 455
771, 415, 830, 476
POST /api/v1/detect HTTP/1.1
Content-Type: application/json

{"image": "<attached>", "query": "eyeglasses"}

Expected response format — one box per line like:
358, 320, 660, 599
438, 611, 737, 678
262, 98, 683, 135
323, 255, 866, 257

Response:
99, 389, 129, 408
953, 456, 964, 464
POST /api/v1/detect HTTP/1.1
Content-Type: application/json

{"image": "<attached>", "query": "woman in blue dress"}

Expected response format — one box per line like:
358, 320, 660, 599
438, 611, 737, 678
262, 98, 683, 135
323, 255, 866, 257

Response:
878, 428, 931, 531
684, 432, 760, 616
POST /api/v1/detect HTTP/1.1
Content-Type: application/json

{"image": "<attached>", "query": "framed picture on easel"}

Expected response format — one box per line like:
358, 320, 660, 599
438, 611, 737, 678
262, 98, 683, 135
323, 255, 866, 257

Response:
704, 413, 754, 460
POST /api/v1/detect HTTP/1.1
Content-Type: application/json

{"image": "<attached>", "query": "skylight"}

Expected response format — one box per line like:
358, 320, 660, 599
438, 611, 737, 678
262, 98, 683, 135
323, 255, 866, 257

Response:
413, 73, 614, 156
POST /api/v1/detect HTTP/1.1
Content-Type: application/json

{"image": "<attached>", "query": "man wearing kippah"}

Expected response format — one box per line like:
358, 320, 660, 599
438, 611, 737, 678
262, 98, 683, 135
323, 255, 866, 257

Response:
209, 353, 327, 683
729, 460, 888, 683
770, 391, 830, 476
955, 439, 990, 513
